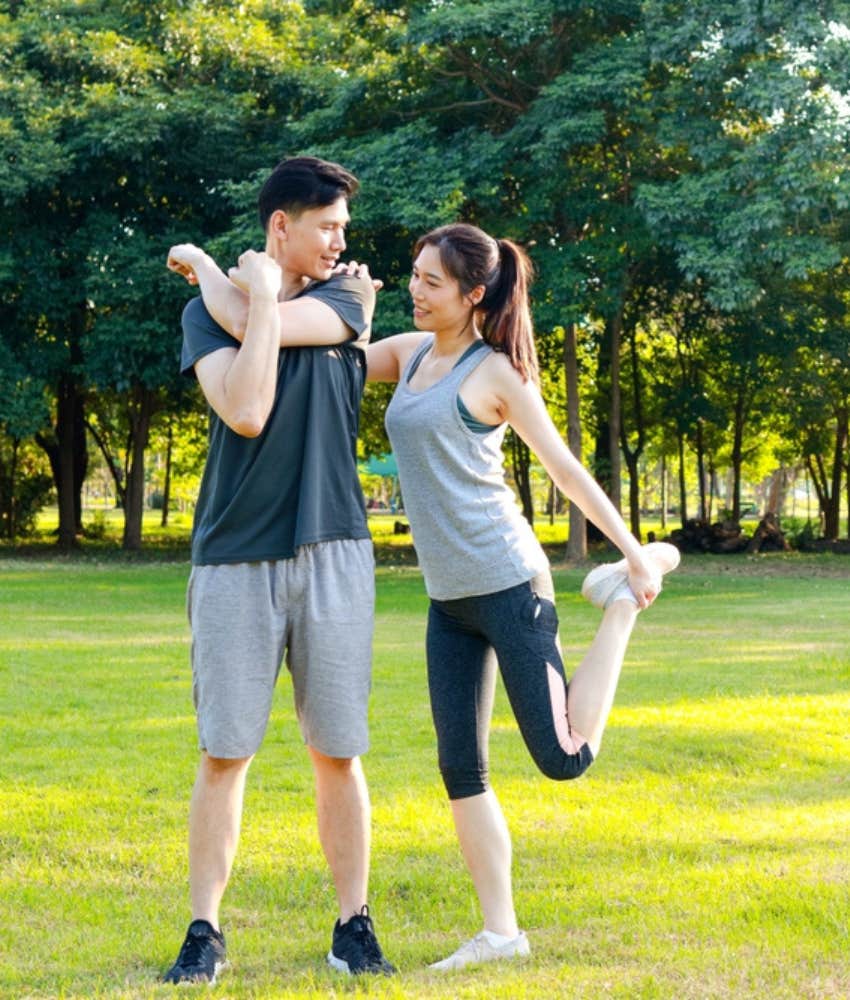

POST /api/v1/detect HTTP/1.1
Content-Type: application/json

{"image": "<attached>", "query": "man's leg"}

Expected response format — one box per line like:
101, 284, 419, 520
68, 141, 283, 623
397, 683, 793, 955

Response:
308, 748, 370, 919
311, 747, 395, 975
166, 562, 283, 984
291, 541, 393, 973
163, 752, 252, 984
189, 752, 254, 929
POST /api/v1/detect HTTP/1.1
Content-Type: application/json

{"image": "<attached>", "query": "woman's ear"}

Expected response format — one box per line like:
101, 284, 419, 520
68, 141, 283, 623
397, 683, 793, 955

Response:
466, 284, 485, 307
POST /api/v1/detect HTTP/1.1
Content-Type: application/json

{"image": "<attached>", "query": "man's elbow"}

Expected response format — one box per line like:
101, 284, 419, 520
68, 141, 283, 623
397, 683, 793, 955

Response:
228, 407, 269, 438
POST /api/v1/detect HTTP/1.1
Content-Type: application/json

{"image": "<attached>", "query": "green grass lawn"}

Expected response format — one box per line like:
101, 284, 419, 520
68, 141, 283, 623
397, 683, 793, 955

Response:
0, 553, 847, 999
28, 507, 671, 557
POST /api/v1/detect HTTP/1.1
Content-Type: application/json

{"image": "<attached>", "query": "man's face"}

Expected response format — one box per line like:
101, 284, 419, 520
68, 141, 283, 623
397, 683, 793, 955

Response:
280, 197, 349, 280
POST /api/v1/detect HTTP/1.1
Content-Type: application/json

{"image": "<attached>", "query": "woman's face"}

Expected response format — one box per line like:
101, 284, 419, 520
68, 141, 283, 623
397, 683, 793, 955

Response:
408, 243, 475, 335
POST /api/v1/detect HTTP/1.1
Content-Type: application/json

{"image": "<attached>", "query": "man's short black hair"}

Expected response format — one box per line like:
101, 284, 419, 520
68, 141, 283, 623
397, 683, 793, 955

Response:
258, 155, 359, 231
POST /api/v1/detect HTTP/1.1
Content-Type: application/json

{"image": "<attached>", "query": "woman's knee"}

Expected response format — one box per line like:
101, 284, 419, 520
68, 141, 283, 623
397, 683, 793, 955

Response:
533, 741, 595, 782
439, 763, 489, 800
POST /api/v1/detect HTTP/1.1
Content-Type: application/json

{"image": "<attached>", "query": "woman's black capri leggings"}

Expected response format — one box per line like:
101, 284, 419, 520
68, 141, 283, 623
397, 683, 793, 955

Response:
426, 571, 594, 800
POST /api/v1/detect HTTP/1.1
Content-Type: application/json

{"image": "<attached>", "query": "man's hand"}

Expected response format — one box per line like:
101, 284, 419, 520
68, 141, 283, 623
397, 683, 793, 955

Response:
166, 243, 208, 285
228, 250, 281, 301
333, 259, 384, 292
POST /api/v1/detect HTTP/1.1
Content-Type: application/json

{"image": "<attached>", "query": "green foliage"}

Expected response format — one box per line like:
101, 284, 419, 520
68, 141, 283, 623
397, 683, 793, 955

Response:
2, 0, 850, 544
0, 434, 53, 539
639, 0, 850, 309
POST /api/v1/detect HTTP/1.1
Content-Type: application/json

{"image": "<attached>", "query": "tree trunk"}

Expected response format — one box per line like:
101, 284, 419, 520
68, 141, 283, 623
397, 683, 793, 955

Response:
766, 467, 789, 516
6, 439, 18, 540
828, 407, 847, 540
606, 309, 623, 513
845, 451, 850, 539
660, 455, 668, 531
509, 429, 534, 526
677, 430, 688, 526
56, 375, 80, 550
804, 409, 847, 541
695, 419, 707, 522
625, 452, 640, 541
706, 457, 714, 522
122, 387, 157, 551
73, 395, 87, 534
86, 417, 127, 510
620, 317, 645, 541
730, 387, 745, 523
564, 322, 586, 561
36, 376, 87, 549
161, 419, 173, 528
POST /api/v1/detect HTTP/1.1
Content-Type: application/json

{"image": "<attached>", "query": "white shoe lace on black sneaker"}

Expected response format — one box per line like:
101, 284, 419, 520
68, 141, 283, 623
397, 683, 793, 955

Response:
162, 919, 227, 985
327, 905, 396, 975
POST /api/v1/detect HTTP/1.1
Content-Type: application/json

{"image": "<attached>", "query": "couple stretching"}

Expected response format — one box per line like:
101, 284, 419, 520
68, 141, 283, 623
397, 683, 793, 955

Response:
163, 155, 679, 984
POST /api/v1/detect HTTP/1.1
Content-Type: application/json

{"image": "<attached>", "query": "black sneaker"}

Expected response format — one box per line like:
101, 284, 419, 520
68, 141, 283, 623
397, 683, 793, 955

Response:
162, 919, 227, 984
327, 905, 396, 975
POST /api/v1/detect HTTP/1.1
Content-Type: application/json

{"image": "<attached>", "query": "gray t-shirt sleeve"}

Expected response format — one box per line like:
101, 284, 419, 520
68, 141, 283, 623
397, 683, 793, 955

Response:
180, 296, 240, 378
301, 273, 375, 344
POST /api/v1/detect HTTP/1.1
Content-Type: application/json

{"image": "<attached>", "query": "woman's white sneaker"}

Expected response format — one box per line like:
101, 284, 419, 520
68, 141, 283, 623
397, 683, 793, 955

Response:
429, 930, 530, 971
581, 541, 681, 609
581, 560, 635, 609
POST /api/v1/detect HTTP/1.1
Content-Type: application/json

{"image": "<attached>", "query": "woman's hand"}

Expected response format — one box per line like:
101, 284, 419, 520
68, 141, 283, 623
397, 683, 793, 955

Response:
625, 553, 662, 609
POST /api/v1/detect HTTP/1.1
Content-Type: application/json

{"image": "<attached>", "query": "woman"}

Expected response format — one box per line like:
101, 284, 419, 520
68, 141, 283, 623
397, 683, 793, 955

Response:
365, 223, 679, 971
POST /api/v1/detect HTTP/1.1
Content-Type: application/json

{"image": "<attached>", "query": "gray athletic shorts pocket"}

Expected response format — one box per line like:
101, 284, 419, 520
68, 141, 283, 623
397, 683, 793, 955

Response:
187, 538, 374, 759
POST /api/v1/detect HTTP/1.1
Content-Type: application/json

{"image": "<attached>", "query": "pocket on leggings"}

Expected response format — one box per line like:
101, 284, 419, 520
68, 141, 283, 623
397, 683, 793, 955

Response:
517, 584, 559, 634
532, 594, 559, 634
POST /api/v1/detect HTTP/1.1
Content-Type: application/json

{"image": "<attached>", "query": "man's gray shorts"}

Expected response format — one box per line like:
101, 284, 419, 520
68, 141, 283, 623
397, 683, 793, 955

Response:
187, 538, 375, 759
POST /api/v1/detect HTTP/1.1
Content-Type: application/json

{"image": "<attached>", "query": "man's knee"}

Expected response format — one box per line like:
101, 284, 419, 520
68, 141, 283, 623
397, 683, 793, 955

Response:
200, 752, 253, 780
308, 746, 359, 775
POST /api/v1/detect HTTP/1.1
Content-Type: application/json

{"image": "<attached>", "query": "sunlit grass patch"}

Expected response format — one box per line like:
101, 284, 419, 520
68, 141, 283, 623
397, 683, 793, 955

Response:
0, 558, 847, 998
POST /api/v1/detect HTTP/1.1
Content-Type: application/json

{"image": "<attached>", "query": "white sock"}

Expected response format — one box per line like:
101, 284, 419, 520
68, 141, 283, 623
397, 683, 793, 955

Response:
604, 578, 639, 608
480, 930, 517, 946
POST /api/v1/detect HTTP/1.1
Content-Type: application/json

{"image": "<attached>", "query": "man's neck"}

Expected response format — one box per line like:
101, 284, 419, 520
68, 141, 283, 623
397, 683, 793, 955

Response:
278, 270, 312, 301
265, 241, 314, 301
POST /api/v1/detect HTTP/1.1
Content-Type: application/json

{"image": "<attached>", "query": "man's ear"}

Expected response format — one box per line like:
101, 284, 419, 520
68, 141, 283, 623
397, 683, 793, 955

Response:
268, 209, 289, 241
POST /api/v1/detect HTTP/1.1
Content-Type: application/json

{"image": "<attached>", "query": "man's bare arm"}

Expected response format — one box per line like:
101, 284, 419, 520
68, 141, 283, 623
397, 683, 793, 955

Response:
192, 250, 281, 437
167, 244, 374, 348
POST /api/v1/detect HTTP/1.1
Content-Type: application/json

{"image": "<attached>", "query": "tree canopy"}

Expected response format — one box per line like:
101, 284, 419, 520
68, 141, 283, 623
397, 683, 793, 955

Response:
1, 0, 849, 547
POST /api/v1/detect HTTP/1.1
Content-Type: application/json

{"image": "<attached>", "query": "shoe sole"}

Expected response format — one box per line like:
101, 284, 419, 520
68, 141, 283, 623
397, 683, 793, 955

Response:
163, 959, 228, 986
327, 951, 352, 974
429, 935, 531, 971
327, 951, 396, 975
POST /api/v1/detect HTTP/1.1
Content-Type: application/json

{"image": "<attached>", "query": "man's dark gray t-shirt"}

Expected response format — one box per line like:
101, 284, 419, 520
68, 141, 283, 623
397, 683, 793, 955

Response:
180, 274, 372, 565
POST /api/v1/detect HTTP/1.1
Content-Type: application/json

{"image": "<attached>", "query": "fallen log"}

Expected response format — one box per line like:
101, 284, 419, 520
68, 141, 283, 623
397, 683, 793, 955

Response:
746, 512, 790, 553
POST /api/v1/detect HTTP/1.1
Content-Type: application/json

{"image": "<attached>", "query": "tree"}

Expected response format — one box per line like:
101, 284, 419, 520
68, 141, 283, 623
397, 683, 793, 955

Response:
0, 0, 338, 548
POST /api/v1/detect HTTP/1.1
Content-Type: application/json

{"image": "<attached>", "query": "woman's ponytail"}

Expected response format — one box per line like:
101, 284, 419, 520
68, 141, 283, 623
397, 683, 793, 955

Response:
415, 224, 539, 383
480, 239, 538, 384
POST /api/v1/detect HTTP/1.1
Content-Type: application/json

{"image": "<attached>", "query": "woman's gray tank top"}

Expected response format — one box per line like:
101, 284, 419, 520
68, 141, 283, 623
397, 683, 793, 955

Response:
384, 336, 548, 600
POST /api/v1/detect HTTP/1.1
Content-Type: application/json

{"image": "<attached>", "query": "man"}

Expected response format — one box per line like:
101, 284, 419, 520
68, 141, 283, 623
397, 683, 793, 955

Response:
163, 156, 394, 983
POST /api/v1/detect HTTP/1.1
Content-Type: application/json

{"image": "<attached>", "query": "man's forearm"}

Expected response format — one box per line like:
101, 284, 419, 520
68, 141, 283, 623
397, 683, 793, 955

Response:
192, 254, 248, 336
223, 293, 279, 426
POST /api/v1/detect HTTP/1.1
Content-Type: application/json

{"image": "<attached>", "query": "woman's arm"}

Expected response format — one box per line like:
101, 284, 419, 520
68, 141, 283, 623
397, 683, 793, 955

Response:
498, 364, 659, 604
365, 331, 430, 382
